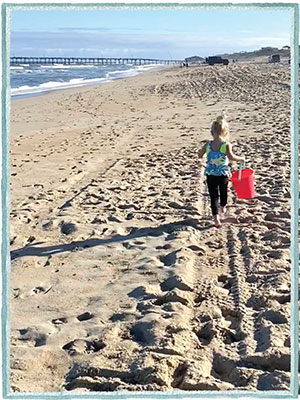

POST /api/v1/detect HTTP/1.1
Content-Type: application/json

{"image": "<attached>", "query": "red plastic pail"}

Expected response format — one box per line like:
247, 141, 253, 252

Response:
230, 168, 255, 199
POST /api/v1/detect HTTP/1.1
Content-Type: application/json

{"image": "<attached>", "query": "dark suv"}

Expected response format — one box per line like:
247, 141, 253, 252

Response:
206, 56, 229, 66
268, 54, 280, 63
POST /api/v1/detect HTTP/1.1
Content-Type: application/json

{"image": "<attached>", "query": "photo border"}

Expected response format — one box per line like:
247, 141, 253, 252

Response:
1, 2, 299, 398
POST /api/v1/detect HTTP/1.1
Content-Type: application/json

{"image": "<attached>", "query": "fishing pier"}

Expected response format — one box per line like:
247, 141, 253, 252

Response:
10, 57, 182, 66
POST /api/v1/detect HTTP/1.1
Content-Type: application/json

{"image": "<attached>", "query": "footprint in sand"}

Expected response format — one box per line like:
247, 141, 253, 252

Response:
62, 338, 105, 355
31, 286, 46, 295
159, 250, 180, 266
77, 312, 94, 322
262, 310, 288, 325
18, 326, 52, 347
52, 317, 68, 325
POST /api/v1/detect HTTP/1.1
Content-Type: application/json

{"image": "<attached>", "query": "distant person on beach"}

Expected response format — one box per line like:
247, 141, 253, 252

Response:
198, 113, 245, 228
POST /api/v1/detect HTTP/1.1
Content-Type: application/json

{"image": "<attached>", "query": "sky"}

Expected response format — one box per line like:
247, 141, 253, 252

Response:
10, 6, 293, 59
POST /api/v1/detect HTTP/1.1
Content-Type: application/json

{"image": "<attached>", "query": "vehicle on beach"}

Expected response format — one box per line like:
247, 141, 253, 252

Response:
206, 56, 229, 66
268, 54, 280, 63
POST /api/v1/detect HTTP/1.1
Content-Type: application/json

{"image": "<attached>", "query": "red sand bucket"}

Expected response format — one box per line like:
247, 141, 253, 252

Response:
230, 164, 255, 199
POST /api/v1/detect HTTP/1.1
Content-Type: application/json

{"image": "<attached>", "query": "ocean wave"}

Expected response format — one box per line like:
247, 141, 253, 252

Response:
11, 64, 166, 98
106, 68, 139, 79
11, 77, 109, 97
139, 64, 164, 70
105, 64, 163, 78
39, 64, 99, 69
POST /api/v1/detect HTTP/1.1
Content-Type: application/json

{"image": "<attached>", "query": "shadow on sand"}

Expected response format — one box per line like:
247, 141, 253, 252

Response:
11, 218, 213, 261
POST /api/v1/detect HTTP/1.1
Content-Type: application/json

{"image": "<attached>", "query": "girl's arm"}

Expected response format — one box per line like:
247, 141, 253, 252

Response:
198, 141, 208, 158
226, 143, 245, 162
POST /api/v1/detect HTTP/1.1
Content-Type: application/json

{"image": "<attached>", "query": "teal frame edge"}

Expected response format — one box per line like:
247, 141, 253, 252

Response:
1, 2, 299, 399
290, 2, 299, 398
1, 2, 300, 7
2, 2, 10, 399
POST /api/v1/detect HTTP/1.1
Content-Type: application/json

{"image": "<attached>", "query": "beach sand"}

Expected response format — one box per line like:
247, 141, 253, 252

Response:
9, 63, 297, 392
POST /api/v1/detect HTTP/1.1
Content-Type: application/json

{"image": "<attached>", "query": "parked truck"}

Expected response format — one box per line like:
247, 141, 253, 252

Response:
268, 54, 280, 63
206, 56, 229, 66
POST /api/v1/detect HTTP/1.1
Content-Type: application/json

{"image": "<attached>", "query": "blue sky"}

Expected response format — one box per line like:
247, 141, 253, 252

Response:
10, 7, 292, 59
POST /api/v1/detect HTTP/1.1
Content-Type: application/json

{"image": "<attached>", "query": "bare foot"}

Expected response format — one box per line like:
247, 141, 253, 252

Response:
213, 215, 222, 228
220, 206, 227, 219
221, 206, 227, 214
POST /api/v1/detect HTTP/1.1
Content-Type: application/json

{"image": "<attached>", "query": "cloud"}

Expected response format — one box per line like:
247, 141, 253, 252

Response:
58, 27, 114, 32
237, 29, 255, 34
10, 30, 291, 59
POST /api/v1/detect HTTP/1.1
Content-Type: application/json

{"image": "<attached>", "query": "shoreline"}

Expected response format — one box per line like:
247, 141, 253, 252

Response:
10, 64, 177, 139
10, 64, 169, 101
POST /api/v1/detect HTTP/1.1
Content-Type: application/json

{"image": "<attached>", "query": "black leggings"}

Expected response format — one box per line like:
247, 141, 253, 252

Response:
206, 175, 228, 216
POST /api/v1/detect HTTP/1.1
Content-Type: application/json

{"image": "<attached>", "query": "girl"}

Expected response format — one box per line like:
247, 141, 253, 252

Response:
199, 113, 245, 227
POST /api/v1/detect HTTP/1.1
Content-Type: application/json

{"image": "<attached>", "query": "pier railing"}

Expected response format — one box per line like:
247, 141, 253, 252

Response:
10, 57, 182, 66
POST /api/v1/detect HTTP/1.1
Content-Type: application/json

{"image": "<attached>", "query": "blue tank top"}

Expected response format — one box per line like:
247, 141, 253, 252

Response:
205, 141, 230, 177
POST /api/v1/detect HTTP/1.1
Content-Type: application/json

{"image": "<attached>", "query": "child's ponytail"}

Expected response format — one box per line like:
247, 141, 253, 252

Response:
211, 111, 229, 138
216, 111, 227, 124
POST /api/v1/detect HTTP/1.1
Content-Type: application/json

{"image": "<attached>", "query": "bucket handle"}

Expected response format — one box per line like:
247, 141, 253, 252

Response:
238, 161, 245, 181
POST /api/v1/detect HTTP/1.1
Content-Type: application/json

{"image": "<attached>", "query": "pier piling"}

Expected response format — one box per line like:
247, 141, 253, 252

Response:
10, 57, 182, 66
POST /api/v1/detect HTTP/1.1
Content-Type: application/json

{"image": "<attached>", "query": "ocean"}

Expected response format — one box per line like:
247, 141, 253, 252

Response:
10, 63, 164, 99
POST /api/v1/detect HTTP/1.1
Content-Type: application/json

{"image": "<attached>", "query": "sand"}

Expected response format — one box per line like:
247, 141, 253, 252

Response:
9, 63, 298, 392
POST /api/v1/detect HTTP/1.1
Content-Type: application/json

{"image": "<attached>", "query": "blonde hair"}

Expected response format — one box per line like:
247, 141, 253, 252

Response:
211, 112, 229, 139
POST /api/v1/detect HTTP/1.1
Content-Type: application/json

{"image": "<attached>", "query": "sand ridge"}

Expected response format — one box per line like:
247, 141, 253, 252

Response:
9, 63, 298, 392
